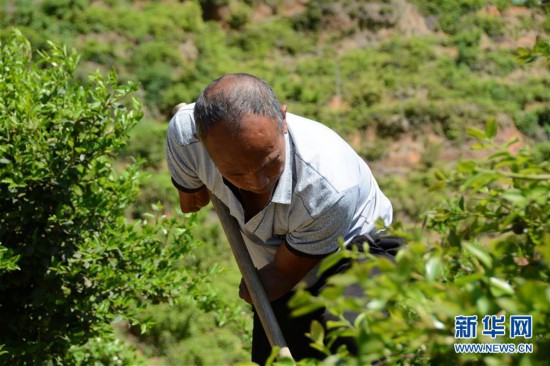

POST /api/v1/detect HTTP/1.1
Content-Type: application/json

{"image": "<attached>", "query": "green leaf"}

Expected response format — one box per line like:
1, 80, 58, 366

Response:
425, 256, 443, 282
434, 169, 446, 181
460, 172, 497, 191
429, 181, 446, 191
307, 320, 325, 345
457, 160, 476, 173
536, 233, 550, 264
463, 242, 492, 268
458, 196, 465, 211
476, 296, 490, 315
467, 127, 486, 140
489, 277, 514, 297
502, 189, 527, 207
318, 249, 348, 275
485, 118, 497, 139
471, 143, 491, 150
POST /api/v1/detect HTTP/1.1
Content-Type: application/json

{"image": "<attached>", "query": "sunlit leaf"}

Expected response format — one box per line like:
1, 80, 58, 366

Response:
489, 277, 514, 297
467, 127, 486, 140
485, 118, 497, 139
463, 242, 492, 268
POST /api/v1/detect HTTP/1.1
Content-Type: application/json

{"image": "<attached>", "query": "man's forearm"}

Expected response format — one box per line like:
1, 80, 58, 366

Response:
239, 242, 324, 304
178, 186, 210, 212
260, 263, 300, 302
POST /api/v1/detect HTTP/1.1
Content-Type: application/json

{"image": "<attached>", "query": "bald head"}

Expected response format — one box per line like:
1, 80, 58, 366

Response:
193, 73, 284, 140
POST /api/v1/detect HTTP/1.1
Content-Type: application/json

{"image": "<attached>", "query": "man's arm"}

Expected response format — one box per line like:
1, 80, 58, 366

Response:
178, 185, 210, 213
239, 192, 358, 303
239, 241, 326, 304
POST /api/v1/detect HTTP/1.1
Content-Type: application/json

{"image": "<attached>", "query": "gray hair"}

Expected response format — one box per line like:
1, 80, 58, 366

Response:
193, 73, 283, 139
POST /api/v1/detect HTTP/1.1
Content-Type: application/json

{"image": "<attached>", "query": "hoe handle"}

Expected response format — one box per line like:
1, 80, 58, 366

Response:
209, 193, 293, 360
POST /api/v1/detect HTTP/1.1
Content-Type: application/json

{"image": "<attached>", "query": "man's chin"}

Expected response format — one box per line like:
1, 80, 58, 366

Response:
247, 183, 276, 195
248, 187, 272, 195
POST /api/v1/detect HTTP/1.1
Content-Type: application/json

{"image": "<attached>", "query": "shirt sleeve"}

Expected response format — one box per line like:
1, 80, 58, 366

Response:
286, 189, 356, 256
165, 112, 205, 192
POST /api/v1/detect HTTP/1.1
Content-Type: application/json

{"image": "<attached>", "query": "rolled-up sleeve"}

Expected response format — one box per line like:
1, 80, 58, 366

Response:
286, 189, 355, 256
166, 113, 204, 191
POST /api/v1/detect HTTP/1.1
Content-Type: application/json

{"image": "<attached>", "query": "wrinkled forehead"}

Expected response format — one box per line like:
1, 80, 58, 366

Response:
204, 115, 283, 161
208, 114, 280, 139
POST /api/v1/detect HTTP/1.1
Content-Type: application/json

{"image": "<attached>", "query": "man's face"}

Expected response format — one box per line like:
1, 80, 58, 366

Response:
203, 113, 287, 195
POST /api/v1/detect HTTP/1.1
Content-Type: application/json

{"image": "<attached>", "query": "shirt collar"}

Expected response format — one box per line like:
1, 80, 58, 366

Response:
270, 132, 293, 205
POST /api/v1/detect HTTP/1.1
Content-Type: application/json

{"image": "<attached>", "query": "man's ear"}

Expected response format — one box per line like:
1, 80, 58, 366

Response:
281, 104, 288, 133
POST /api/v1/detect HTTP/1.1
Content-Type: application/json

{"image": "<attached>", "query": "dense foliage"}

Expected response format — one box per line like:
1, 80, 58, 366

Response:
0, 30, 203, 363
290, 120, 550, 365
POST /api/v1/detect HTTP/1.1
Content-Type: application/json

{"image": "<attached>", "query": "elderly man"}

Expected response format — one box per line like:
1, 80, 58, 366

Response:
166, 73, 395, 363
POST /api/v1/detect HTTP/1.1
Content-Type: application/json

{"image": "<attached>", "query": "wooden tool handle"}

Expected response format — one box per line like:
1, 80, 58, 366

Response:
209, 193, 293, 360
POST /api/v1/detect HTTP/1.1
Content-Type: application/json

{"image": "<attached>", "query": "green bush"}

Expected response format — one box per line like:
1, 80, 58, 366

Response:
128, 173, 179, 219
531, 140, 550, 163
120, 119, 167, 170
0, 30, 202, 363
474, 14, 507, 39
73, 4, 113, 33
133, 297, 250, 365
290, 121, 550, 365
378, 36, 436, 72
453, 29, 482, 68
126, 208, 253, 365
543, 12, 550, 33
515, 106, 550, 140
481, 50, 520, 76
230, 18, 315, 57
68, 332, 147, 366
81, 38, 116, 65
41, 0, 87, 19
411, 0, 488, 34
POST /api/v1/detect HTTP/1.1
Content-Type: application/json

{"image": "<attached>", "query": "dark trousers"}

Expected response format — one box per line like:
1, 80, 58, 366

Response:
251, 235, 404, 365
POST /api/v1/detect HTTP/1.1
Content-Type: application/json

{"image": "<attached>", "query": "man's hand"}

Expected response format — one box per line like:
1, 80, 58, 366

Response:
178, 186, 210, 213
239, 241, 325, 304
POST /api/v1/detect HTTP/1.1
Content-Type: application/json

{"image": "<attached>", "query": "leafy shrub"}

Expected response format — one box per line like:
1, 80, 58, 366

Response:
453, 29, 482, 68
0, 30, 202, 363
132, 297, 250, 365
230, 18, 315, 57
128, 173, 179, 219
126, 208, 253, 365
290, 120, 550, 365
411, 0, 488, 34
351, 135, 389, 162
41, 0, 87, 19
120, 119, 167, 170
68, 333, 147, 366
138, 2, 203, 41
73, 3, 117, 34
481, 50, 520, 76
135, 64, 175, 110
131, 41, 183, 68
349, 99, 487, 141
294, 0, 399, 34
474, 14, 506, 39
515, 106, 550, 140
81, 38, 116, 65
227, 1, 252, 30
544, 12, 550, 33
378, 165, 447, 221
394, 40, 437, 72
531, 140, 550, 162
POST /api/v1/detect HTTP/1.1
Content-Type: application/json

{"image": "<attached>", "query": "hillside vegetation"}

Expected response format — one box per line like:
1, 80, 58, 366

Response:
1, 0, 549, 365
